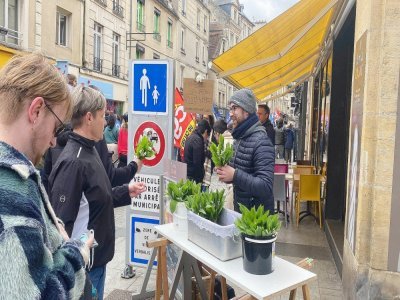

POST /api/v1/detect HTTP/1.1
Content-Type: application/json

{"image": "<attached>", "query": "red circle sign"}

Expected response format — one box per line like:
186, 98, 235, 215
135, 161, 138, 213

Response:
134, 121, 165, 167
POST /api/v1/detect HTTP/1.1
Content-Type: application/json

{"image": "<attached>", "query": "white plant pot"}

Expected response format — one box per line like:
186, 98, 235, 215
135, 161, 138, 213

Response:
173, 202, 188, 233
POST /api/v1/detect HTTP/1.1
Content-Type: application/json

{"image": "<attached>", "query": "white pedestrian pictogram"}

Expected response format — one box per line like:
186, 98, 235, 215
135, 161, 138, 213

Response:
152, 85, 160, 105
140, 69, 151, 107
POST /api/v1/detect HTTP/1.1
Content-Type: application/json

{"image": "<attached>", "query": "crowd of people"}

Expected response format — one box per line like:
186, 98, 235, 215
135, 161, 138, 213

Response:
0, 52, 295, 299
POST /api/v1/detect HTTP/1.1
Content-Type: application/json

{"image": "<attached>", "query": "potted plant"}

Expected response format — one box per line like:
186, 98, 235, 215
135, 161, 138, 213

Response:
235, 204, 281, 275
185, 190, 242, 261
185, 189, 224, 222
210, 135, 233, 167
166, 180, 201, 230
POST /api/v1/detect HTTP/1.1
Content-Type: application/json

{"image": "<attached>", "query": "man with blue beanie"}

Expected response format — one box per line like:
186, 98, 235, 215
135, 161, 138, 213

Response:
216, 88, 275, 213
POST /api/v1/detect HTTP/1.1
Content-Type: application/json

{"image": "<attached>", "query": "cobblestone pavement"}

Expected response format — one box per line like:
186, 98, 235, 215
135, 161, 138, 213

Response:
104, 175, 343, 299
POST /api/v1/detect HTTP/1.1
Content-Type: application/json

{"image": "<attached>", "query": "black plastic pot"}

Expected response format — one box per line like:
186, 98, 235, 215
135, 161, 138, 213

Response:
241, 234, 276, 275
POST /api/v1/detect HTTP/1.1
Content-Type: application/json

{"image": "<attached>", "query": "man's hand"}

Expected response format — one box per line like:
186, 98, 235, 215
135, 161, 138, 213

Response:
129, 181, 147, 198
134, 158, 143, 173
216, 165, 235, 183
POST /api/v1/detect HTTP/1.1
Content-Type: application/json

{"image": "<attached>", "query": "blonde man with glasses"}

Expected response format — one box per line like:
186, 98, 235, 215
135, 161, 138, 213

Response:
0, 54, 93, 299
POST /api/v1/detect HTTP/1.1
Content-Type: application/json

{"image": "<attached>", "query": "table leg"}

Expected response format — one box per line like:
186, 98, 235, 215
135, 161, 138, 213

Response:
289, 288, 297, 300
160, 245, 169, 300
302, 284, 311, 300
155, 249, 162, 300
221, 276, 228, 300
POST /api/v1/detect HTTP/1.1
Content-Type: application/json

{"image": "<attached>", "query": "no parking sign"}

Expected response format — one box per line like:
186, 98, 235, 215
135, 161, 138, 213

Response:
133, 121, 166, 167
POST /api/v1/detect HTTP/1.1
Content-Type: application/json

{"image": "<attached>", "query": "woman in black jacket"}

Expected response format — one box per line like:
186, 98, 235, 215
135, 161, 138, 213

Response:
48, 86, 146, 299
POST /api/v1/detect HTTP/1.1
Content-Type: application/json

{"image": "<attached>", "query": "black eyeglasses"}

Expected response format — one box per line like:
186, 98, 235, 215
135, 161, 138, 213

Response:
43, 101, 66, 137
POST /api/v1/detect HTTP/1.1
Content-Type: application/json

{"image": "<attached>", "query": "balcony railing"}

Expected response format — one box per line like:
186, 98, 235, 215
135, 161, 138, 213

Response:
167, 40, 173, 48
93, 57, 103, 72
0, 26, 23, 46
153, 33, 161, 42
95, 0, 107, 7
112, 1, 124, 18
137, 21, 145, 33
112, 64, 120, 77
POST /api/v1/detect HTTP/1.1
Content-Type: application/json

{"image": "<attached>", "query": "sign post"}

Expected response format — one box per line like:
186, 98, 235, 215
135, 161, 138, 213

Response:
125, 59, 174, 285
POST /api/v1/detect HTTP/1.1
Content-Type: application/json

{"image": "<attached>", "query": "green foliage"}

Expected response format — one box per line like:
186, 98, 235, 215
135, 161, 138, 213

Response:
166, 180, 201, 213
135, 136, 155, 160
235, 204, 281, 237
209, 135, 234, 167
186, 189, 225, 223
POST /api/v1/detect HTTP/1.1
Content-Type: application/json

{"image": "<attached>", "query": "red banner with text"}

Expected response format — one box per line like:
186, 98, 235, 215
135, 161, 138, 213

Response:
174, 88, 196, 150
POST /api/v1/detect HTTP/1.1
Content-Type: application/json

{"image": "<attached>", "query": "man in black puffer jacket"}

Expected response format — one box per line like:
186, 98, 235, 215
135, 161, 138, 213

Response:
216, 89, 275, 213
184, 120, 211, 183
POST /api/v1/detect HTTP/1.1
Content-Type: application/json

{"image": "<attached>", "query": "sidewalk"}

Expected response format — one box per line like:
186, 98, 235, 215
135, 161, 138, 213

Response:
105, 205, 343, 299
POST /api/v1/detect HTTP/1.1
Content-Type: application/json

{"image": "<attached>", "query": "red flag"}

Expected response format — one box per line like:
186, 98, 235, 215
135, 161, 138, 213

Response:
174, 88, 196, 150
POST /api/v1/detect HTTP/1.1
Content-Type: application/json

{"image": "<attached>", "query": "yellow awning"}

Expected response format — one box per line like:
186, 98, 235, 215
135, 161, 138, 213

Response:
211, 0, 341, 100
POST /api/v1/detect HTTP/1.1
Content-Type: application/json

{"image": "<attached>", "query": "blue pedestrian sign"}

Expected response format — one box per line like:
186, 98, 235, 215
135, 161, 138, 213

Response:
131, 60, 168, 115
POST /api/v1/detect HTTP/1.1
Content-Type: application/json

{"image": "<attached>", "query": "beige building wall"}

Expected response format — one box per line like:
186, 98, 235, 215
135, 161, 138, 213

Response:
208, 0, 254, 111
130, 0, 178, 61
175, 0, 209, 90
41, 0, 82, 65
342, 0, 400, 298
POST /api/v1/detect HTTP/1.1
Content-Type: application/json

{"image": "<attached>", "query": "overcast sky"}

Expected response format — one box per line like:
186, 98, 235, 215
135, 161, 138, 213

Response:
240, 0, 299, 22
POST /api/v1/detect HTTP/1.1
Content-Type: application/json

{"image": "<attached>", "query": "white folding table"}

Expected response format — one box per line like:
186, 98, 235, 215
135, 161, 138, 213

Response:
155, 223, 317, 299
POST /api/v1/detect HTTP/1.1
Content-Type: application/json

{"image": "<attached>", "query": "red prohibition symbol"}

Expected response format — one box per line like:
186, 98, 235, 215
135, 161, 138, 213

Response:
134, 121, 166, 167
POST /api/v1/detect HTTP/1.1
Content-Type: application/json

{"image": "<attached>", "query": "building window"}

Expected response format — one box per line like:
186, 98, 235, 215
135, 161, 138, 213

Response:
153, 53, 160, 59
202, 45, 205, 66
203, 15, 207, 32
180, 27, 185, 54
167, 20, 173, 48
181, 0, 186, 15
136, 43, 145, 59
93, 23, 103, 72
137, 0, 145, 32
0, 0, 19, 45
195, 40, 199, 62
112, 33, 120, 77
56, 9, 69, 47
112, 0, 124, 18
153, 8, 161, 42
196, 9, 200, 30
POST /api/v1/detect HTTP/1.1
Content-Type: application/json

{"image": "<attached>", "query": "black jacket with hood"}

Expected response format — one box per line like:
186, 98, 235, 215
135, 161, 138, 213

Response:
48, 133, 132, 267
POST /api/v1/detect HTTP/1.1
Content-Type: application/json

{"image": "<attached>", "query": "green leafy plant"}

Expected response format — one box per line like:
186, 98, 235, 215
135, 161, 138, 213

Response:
235, 204, 281, 237
209, 135, 234, 167
186, 189, 225, 223
135, 136, 155, 160
166, 180, 201, 213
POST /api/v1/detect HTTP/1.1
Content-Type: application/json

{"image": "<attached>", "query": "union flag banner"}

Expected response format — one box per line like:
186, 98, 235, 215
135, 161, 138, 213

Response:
174, 88, 196, 150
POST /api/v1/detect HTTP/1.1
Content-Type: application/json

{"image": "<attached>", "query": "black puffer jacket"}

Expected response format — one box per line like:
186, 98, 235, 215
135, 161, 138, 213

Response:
230, 123, 275, 212
184, 129, 205, 183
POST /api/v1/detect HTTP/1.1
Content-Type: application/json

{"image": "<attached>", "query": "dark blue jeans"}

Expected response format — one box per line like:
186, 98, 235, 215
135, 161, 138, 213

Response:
89, 265, 107, 300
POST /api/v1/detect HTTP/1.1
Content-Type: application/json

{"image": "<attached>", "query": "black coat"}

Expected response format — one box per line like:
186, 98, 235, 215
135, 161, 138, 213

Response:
184, 129, 205, 183
262, 119, 275, 146
48, 133, 131, 267
230, 123, 275, 212
42, 131, 137, 193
